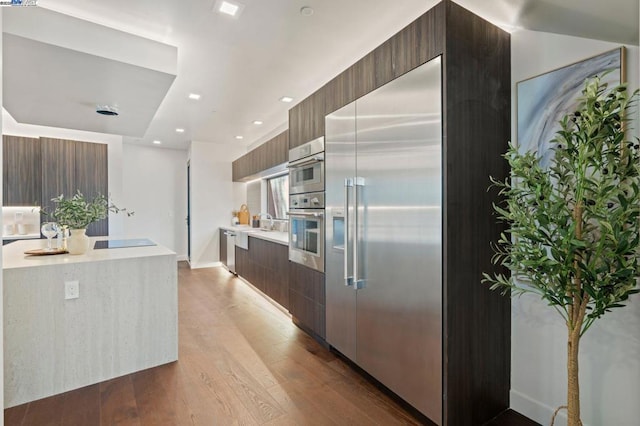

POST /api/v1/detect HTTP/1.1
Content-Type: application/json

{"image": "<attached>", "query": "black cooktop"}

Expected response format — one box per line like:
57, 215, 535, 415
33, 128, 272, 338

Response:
94, 239, 156, 250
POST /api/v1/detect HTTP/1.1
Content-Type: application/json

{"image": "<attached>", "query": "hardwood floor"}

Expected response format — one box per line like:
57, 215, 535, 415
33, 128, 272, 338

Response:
4, 263, 423, 426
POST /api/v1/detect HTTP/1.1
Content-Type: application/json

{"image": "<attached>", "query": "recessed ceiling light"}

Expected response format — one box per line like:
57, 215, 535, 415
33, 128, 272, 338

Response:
176, 128, 185, 133
280, 96, 293, 103
215, 0, 245, 17
300, 6, 314, 17
219, 1, 239, 16
235, 135, 244, 140
188, 93, 201, 100
153, 140, 162, 145
253, 120, 263, 125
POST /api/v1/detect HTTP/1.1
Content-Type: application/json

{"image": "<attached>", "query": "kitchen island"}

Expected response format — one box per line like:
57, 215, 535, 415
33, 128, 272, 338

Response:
3, 238, 178, 408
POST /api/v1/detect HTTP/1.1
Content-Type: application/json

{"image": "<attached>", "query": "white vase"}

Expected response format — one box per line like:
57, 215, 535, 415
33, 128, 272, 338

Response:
67, 228, 90, 255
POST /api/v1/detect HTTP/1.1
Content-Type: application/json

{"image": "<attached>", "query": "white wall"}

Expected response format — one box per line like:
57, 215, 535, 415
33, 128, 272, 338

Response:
1, 111, 126, 235
122, 144, 188, 258
511, 30, 640, 426
188, 141, 245, 268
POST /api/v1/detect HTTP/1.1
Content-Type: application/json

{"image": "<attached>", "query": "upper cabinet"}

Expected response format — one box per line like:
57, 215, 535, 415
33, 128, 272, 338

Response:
288, 88, 325, 149
292, 3, 446, 134
40, 138, 108, 236
232, 130, 289, 182
391, 7, 444, 78
3, 135, 42, 206
3, 135, 109, 235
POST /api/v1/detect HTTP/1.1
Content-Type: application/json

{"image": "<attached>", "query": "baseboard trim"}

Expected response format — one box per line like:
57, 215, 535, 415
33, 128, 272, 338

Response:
511, 389, 567, 426
189, 261, 222, 269
177, 255, 188, 262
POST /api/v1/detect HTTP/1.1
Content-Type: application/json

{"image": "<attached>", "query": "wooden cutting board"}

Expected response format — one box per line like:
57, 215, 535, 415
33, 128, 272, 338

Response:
24, 248, 68, 256
238, 204, 250, 225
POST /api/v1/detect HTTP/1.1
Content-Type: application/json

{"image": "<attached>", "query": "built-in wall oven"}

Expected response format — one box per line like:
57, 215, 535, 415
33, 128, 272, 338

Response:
287, 136, 325, 272
288, 192, 324, 272
288, 136, 324, 195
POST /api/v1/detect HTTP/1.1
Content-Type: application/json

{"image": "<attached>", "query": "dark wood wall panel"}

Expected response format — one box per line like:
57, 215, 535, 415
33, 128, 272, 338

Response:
40, 138, 75, 223
288, 88, 326, 149
3, 135, 41, 206
41, 138, 109, 236
75, 141, 108, 236
354, 39, 394, 99
442, 1, 511, 424
325, 65, 355, 115
391, 3, 445, 78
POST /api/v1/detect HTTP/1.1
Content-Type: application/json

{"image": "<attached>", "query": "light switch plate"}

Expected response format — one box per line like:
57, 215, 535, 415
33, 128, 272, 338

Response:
65, 281, 79, 300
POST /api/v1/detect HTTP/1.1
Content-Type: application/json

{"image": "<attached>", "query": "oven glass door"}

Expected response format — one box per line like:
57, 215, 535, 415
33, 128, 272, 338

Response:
289, 210, 324, 272
289, 158, 324, 194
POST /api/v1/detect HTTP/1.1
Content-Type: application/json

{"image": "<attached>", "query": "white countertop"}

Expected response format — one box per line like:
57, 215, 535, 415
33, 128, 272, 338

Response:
3, 237, 176, 270
220, 226, 289, 246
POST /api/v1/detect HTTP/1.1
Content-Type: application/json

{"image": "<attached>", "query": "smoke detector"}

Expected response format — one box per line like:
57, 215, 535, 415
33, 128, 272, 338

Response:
96, 105, 119, 116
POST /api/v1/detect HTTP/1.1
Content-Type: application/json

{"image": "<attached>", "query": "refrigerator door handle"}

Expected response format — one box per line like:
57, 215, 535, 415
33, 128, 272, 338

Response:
353, 177, 365, 289
344, 178, 353, 287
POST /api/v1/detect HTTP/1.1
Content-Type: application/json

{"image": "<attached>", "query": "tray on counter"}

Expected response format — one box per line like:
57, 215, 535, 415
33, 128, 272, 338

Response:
24, 248, 68, 256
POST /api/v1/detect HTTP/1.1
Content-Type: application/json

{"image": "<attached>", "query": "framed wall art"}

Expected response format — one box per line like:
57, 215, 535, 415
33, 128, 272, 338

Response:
517, 47, 625, 168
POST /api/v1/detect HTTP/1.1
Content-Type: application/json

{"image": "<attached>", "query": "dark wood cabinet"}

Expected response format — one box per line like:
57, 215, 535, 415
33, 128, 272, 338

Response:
288, 261, 325, 339
40, 137, 75, 216
2, 135, 42, 206
220, 230, 227, 268
235, 246, 249, 278
391, 6, 444, 78
325, 65, 355, 116
288, 88, 326, 149
354, 39, 395, 99
232, 131, 288, 182
234, 237, 289, 310
41, 138, 108, 236
74, 141, 108, 236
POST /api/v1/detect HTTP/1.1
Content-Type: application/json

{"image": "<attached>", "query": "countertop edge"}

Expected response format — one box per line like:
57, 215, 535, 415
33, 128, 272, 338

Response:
220, 226, 288, 246
3, 238, 177, 271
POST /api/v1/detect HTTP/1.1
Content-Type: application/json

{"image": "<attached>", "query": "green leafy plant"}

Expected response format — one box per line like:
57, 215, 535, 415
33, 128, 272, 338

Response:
44, 191, 133, 229
484, 76, 640, 426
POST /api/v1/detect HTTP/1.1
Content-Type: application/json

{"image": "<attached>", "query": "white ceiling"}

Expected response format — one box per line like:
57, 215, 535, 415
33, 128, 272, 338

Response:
2, 0, 638, 151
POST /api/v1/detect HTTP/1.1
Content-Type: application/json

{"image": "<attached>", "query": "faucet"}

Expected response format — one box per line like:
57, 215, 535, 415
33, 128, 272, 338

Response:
258, 213, 274, 230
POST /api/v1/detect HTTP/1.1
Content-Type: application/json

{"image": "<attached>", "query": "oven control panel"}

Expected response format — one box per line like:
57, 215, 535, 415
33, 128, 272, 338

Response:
290, 191, 324, 209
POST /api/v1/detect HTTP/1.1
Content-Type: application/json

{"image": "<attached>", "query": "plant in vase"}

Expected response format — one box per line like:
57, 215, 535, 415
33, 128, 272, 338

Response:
44, 191, 133, 255
484, 76, 640, 425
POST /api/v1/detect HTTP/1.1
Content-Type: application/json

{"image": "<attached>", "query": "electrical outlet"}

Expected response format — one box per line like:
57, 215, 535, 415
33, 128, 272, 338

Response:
65, 281, 79, 300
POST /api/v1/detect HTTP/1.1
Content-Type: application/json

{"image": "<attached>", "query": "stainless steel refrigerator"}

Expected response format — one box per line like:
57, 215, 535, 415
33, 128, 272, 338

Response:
325, 57, 443, 423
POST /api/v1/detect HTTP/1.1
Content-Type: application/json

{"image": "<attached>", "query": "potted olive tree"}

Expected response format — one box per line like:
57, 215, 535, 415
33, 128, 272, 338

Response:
47, 191, 132, 254
484, 77, 640, 425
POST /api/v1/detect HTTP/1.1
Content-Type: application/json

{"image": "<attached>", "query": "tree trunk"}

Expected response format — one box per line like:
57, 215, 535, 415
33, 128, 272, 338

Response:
567, 330, 581, 426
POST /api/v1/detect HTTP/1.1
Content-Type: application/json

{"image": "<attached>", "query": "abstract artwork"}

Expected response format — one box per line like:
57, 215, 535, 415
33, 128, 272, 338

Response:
517, 48, 624, 168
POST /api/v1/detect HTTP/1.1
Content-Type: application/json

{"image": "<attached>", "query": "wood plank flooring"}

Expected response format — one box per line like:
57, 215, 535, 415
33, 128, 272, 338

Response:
4, 263, 423, 426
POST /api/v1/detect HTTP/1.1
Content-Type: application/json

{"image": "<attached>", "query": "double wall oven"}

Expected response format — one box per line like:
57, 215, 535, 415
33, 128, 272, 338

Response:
287, 136, 325, 272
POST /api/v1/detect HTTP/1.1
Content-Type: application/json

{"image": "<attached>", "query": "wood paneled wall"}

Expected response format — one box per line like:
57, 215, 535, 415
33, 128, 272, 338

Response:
3, 136, 109, 236
3, 135, 42, 206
